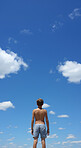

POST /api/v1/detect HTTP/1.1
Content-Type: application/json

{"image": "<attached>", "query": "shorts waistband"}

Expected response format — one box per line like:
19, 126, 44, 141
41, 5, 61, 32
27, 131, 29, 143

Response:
35, 124, 45, 125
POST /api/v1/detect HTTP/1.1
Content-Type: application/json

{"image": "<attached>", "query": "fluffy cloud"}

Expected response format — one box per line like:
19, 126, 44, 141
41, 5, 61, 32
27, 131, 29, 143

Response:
66, 134, 76, 139
58, 61, 81, 83
47, 134, 58, 138
20, 29, 32, 35
58, 127, 65, 130
7, 125, 18, 129
0, 131, 3, 134
69, 8, 81, 20
8, 37, 17, 44
52, 21, 63, 32
62, 141, 70, 145
1, 146, 8, 148
14, 126, 18, 128
52, 122, 57, 124
49, 111, 55, 115
24, 144, 28, 146
27, 130, 31, 133
57, 115, 69, 118
8, 137, 15, 141
53, 142, 60, 144
0, 48, 28, 79
70, 140, 81, 144
0, 101, 15, 111
42, 103, 50, 108
49, 69, 55, 74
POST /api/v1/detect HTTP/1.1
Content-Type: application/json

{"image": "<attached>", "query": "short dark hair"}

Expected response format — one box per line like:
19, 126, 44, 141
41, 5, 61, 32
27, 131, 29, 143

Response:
36, 98, 44, 106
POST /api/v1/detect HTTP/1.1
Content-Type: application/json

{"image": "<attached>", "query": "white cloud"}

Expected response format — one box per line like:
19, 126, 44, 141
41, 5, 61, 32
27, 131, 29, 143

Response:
62, 141, 70, 145
56, 78, 60, 82
49, 111, 55, 115
8, 37, 17, 44
53, 142, 60, 144
58, 127, 65, 130
49, 69, 55, 74
52, 122, 57, 124
58, 61, 81, 83
24, 144, 28, 146
62, 139, 81, 146
0, 131, 4, 134
0, 101, 15, 111
20, 29, 32, 35
9, 142, 13, 145
42, 103, 50, 108
14, 126, 18, 128
27, 130, 31, 133
0, 48, 28, 79
47, 134, 58, 139
69, 8, 81, 20
8, 137, 15, 141
27, 138, 31, 141
7, 125, 18, 129
57, 115, 69, 118
52, 21, 63, 32
1, 146, 8, 148
66, 134, 76, 139
52, 24, 57, 30
70, 140, 81, 144
7, 125, 12, 128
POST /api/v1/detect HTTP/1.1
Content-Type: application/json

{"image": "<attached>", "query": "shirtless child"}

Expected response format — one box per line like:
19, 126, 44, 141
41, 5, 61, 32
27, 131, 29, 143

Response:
31, 98, 49, 148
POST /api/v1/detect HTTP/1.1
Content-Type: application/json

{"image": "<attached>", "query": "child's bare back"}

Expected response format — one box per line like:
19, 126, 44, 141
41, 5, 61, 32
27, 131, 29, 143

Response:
33, 108, 47, 124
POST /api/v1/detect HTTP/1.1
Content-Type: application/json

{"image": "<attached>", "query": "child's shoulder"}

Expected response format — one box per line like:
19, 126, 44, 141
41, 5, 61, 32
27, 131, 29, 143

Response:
43, 109, 47, 112
33, 108, 38, 112
42, 108, 47, 113
33, 109, 36, 111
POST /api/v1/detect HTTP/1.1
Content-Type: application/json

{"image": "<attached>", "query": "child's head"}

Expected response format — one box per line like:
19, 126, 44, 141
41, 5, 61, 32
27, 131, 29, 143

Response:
36, 98, 44, 106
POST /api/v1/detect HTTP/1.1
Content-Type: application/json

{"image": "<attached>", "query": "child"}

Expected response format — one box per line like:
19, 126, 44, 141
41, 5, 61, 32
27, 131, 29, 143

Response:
31, 98, 49, 148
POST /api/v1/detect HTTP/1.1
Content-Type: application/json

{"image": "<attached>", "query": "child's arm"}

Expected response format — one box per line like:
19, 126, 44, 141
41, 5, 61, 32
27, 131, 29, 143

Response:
31, 110, 35, 135
45, 110, 49, 135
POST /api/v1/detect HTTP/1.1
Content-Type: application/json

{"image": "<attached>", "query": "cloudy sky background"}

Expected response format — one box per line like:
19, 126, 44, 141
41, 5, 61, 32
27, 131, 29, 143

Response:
0, 0, 81, 147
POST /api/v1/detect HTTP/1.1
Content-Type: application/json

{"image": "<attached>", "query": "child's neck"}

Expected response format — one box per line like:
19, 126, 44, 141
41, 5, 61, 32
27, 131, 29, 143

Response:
38, 106, 42, 109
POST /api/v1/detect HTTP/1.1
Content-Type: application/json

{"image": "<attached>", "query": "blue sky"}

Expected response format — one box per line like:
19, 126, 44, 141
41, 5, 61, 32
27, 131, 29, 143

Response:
0, 0, 81, 147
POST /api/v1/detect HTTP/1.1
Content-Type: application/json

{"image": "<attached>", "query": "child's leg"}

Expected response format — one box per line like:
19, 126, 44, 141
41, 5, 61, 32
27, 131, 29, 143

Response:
41, 138, 46, 148
33, 138, 38, 148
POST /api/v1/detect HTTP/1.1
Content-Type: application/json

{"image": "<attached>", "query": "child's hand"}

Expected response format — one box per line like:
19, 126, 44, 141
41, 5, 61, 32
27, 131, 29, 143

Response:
47, 129, 49, 135
31, 130, 33, 135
